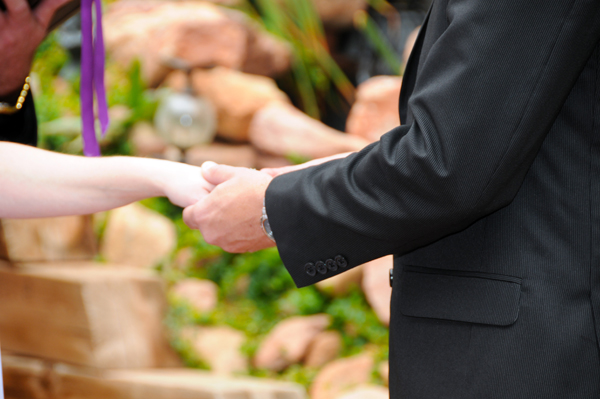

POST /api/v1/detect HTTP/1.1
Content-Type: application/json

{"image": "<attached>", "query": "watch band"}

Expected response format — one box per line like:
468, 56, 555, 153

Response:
0, 76, 31, 115
261, 198, 276, 243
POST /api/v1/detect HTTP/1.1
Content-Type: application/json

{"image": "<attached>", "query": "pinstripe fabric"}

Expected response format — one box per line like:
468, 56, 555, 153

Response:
266, 0, 600, 397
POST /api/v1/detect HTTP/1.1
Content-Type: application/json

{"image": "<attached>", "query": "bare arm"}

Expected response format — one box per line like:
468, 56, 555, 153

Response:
0, 142, 213, 218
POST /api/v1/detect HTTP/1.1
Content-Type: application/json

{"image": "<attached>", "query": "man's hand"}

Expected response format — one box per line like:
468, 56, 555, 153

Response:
0, 0, 70, 97
183, 162, 276, 253
261, 152, 351, 178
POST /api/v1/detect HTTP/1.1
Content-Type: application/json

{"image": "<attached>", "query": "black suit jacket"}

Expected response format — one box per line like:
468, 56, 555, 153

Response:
266, 0, 600, 397
0, 95, 38, 146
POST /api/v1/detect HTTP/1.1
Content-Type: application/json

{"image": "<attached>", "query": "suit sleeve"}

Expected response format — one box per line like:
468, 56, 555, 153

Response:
0, 94, 38, 147
266, 0, 600, 288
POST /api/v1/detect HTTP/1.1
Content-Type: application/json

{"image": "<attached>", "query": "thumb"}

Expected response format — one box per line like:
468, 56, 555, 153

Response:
201, 161, 240, 186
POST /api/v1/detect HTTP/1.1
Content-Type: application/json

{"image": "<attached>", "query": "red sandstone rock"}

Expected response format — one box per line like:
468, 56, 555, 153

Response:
346, 76, 402, 142
254, 314, 331, 371
310, 355, 374, 399
249, 102, 370, 159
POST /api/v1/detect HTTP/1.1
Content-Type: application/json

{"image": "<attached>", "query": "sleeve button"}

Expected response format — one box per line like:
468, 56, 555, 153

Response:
305, 263, 317, 277
335, 255, 348, 268
315, 261, 328, 275
326, 259, 338, 271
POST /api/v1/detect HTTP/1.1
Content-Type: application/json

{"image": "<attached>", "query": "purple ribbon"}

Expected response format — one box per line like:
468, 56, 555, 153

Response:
81, 0, 109, 157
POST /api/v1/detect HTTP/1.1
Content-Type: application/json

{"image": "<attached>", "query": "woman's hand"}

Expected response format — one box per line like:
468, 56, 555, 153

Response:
0, 0, 71, 97
157, 162, 216, 208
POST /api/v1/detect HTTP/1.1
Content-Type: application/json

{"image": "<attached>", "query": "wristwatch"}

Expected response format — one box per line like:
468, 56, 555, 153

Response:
261, 198, 276, 243
0, 77, 31, 115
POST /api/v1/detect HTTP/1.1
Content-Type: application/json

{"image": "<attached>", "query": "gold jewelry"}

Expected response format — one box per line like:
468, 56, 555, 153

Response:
0, 77, 31, 115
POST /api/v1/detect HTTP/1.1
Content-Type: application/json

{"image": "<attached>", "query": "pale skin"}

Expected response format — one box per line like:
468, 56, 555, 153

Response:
0, 142, 214, 218
183, 153, 351, 253
0, 0, 71, 98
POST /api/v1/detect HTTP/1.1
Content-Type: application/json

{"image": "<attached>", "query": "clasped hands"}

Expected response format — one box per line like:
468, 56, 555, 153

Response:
182, 153, 350, 253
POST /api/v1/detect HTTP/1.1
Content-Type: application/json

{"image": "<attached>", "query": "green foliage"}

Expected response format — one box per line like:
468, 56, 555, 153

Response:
326, 289, 389, 354
278, 285, 326, 316
240, 0, 355, 119
354, 9, 402, 75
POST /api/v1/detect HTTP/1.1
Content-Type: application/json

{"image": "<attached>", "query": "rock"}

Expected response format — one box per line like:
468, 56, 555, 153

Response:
249, 102, 370, 159
185, 143, 258, 168
101, 203, 177, 268
189, 67, 290, 142
379, 362, 389, 386
0, 264, 180, 368
346, 76, 402, 142
172, 279, 218, 313
254, 314, 331, 371
362, 256, 393, 326
336, 386, 389, 399
310, 355, 374, 399
242, 20, 292, 77
403, 26, 421, 66
130, 122, 168, 157
182, 326, 248, 375
304, 331, 342, 368
316, 266, 362, 296
172, 247, 194, 269
255, 154, 293, 170
104, 1, 291, 86
162, 144, 184, 162
314, 0, 367, 28
2, 353, 306, 399
0, 216, 96, 262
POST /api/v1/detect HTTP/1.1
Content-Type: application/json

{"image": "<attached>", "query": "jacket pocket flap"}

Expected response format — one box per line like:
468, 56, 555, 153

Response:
399, 267, 522, 326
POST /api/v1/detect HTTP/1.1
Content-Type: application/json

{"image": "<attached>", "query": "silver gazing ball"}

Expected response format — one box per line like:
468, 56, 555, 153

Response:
154, 91, 217, 149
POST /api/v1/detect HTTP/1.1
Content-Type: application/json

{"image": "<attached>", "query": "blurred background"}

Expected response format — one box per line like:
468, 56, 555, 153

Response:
1, 0, 430, 397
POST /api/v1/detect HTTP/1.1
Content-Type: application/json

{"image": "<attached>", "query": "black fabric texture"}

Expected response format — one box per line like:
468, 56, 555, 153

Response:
0, 94, 38, 146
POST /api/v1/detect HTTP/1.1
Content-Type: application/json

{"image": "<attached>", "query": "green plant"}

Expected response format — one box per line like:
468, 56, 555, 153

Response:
239, 0, 355, 119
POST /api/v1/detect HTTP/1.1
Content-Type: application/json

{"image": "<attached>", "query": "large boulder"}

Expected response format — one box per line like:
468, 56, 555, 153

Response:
2, 354, 306, 399
304, 331, 342, 368
0, 216, 96, 262
361, 256, 393, 326
310, 355, 374, 399
249, 102, 370, 159
346, 76, 402, 143
101, 203, 177, 269
104, 1, 291, 86
254, 314, 331, 371
182, 326, 248, 375
0, 265, 180, 368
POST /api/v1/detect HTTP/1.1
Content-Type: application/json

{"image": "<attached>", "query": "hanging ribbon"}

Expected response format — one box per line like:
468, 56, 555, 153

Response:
80, 0, 109, 157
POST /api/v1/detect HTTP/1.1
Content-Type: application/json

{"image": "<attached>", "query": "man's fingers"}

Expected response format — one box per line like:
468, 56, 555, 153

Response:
3, 0, 30, 16
34, 0, 71, 29
201, 162, 242, 186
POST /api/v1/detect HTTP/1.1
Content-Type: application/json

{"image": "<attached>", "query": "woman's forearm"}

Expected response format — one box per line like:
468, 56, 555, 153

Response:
0, 142, 211, 218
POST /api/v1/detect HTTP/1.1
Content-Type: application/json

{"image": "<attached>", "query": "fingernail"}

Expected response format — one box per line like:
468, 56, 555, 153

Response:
202, 161, 217, 172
